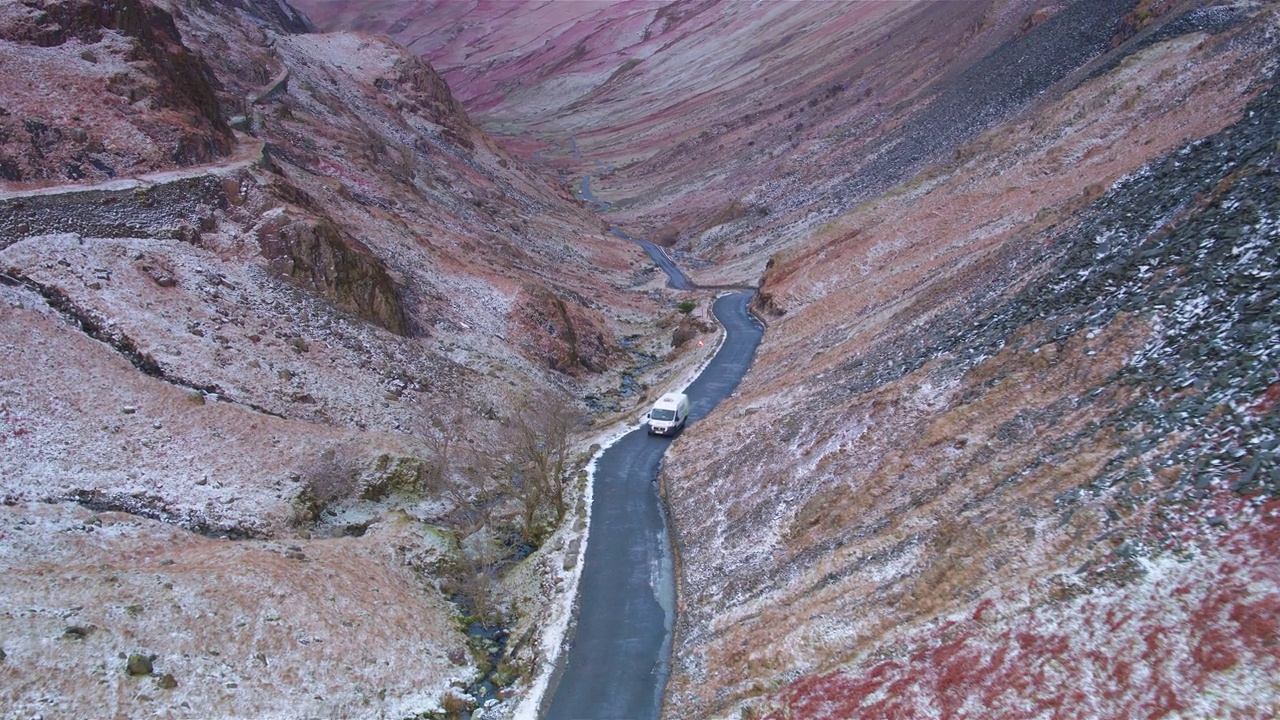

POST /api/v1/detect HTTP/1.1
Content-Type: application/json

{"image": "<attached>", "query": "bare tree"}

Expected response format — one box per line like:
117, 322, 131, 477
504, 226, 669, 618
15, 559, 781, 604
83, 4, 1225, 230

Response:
417, 405, 501, 536
501, 390, 584, 542
414, 405, 507, 622
457, 431, 501, 532
291, 443, 362, 525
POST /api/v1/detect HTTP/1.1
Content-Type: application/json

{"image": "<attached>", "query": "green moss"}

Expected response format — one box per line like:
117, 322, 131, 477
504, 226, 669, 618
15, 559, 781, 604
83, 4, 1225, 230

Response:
360, 456, 431, 500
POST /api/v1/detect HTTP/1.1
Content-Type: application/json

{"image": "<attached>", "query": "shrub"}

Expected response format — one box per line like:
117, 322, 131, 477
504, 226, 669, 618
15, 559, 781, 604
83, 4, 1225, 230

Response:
677, 300, 697, 314
291, 445, 362, 525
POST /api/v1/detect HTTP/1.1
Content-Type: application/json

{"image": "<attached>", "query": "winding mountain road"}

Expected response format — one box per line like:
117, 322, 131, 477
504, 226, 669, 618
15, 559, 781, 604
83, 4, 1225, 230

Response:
610, 228, 693, 291
544, 290, 762, 719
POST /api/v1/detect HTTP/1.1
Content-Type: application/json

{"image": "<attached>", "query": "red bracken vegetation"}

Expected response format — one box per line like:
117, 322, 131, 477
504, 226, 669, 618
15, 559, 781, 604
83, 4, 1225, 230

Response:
763, 503, 1280, 719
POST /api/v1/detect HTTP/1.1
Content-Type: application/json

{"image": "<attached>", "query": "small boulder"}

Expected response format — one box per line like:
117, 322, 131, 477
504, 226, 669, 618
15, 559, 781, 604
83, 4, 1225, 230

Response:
126, 653, 154, 676
155, 673, 178, 690
139, 263, 177, 288
63, 625, 93, 640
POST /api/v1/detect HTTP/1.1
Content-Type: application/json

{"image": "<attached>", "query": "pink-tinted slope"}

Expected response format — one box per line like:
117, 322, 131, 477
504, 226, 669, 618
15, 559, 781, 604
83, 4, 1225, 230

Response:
764, 497, 1280, 720
295, 2, 1280, 718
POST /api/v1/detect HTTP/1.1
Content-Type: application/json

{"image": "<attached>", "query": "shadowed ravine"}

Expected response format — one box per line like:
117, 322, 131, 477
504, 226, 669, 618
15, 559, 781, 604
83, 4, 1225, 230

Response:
544, 290, 763, 718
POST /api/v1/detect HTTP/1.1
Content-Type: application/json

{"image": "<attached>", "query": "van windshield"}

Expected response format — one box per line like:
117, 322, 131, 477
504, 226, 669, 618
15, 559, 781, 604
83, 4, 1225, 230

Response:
651, 409, 676, 421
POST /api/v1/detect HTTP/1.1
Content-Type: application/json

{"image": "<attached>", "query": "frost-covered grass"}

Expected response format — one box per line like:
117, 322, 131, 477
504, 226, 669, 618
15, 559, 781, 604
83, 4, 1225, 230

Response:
761, 497, 1280, 719
0, 502, 468, 720
0, 1, 671, 717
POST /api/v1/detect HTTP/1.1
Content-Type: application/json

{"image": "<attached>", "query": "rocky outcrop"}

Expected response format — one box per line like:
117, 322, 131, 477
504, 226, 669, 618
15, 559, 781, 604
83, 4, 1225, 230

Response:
513, 283, 621, 375
125, 653, 154, 676
259, 217, 407, 335
211, 0, 317, 35
0, 0, 232, 182
382, 55, 476, 151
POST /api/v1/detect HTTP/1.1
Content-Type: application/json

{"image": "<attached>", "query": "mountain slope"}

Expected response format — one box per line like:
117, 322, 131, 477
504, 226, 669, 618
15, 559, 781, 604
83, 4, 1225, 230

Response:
298, 0, 1280, 717
0, 0, 677, 717
5, 0, 1276, 716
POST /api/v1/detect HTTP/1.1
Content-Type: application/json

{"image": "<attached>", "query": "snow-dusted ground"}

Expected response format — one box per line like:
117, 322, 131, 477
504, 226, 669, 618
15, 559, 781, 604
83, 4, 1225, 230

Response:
309, 0, 1280, 716
0, 501, 469, 719
7, 0, 1279, 717
0, 1, 682, 717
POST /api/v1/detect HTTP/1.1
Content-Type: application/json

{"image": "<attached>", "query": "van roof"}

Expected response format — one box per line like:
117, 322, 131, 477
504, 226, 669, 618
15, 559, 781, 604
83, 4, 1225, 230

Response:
657, 392, 686, 403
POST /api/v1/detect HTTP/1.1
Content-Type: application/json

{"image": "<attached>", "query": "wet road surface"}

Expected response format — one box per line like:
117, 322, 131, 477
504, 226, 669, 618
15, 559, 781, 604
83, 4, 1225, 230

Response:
544, 291, 762, 719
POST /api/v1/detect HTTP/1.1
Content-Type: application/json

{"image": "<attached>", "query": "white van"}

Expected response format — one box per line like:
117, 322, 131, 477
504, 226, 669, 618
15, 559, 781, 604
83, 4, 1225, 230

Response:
646, 392, 690, 436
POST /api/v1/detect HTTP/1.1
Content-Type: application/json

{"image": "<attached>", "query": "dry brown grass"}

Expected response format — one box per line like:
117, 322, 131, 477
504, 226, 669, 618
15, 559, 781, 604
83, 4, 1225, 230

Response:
0, 502, 464, 719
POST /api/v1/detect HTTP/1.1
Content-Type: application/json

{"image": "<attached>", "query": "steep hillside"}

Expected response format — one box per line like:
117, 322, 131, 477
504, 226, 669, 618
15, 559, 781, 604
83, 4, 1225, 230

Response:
665, 26, 1280, 718
298, 0, 1280, 718
300, 0, 1095, 277
0, 0, 233, 181
0, 0, 684, 717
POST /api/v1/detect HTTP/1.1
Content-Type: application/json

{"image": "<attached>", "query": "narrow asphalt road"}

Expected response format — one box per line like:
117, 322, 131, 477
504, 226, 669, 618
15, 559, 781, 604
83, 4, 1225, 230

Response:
609, 228, 693, 291
544, 290, 763, 719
